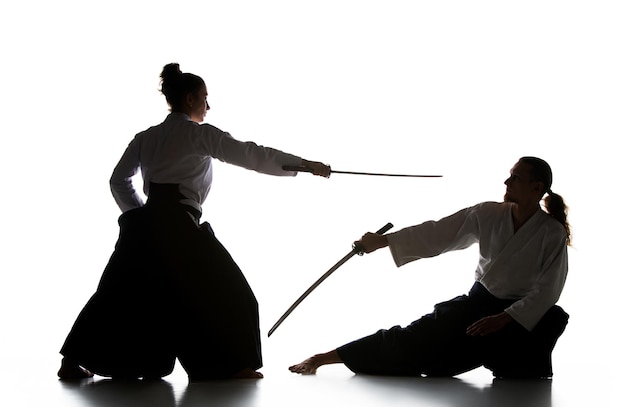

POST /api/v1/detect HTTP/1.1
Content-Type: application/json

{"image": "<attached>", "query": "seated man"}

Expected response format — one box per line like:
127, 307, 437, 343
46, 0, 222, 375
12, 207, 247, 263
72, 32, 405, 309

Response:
290, 157, 570, 379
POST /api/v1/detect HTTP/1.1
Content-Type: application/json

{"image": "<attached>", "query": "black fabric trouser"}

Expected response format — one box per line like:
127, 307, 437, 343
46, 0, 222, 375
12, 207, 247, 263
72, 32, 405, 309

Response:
60, 183, 262, 379
336, 282, 568, 378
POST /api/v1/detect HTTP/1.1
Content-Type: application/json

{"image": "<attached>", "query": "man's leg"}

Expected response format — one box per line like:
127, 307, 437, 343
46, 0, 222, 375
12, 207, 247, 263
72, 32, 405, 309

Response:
289, 293, 488, 377
289, 350, 343, 375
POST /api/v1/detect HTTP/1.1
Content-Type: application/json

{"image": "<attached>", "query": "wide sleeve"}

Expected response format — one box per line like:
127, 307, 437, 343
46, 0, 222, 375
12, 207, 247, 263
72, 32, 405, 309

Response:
196, 125, 302, 176
387, 205, 481, 267
110, 136, 145, 212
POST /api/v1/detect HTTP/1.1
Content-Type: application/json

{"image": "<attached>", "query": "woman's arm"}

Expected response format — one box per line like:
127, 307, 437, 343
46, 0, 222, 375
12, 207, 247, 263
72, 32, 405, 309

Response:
110, 137, 145, 212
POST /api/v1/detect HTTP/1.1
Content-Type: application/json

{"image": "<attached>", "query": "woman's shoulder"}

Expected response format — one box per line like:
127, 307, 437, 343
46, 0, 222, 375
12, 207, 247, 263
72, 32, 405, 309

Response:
197, 121, 227, 134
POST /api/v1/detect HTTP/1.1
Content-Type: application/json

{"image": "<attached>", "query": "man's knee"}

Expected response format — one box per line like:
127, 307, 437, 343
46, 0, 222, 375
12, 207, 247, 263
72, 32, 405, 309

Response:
484, 305, 569, 379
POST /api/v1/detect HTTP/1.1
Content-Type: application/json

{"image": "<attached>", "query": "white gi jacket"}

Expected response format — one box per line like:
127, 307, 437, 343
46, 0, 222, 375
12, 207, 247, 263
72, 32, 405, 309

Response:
387, 201, 568, 331
110, 112, 302, 213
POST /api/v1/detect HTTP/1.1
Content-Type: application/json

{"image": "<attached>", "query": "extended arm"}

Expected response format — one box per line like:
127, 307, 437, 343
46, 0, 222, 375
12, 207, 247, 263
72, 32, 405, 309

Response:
200, 126, 330, 177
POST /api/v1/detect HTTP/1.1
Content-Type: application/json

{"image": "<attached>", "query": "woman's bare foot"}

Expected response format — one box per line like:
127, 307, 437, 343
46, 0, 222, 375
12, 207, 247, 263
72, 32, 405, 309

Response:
289, 350, 342, 375
231, 368, 264, 379
57, 358, 94, 380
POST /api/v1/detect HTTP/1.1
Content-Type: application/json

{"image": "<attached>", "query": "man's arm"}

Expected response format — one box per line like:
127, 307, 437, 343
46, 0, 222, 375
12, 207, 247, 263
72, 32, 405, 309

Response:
466, 312, 514, 336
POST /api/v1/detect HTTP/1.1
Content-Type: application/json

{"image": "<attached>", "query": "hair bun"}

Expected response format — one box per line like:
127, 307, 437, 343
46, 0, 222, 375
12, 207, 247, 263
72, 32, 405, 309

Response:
161, 63, 182, 82
158, 63, 205, 110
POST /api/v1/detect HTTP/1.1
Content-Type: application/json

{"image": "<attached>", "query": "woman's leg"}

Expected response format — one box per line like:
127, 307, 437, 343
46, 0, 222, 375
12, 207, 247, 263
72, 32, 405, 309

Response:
57, 357, 93, 380
59, 208, 176, 379
162, 220, 263, 380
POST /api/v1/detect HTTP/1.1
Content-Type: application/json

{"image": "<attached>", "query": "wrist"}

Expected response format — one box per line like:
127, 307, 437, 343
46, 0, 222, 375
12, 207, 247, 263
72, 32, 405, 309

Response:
378, 234, 389, 249
499, 312, 513, 324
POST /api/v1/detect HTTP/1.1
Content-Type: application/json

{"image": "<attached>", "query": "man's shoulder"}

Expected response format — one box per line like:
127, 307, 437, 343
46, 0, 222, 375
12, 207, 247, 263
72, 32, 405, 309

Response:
463, 201, 511, 223
473, 201, 509, 213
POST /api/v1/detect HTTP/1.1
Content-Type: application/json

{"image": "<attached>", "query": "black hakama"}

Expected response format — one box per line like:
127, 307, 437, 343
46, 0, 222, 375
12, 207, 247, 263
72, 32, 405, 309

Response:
60, 183, 262, 380
336, 282, 568, 379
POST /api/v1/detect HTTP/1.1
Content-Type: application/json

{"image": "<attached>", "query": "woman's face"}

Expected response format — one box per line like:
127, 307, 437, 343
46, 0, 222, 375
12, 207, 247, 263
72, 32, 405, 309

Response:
188, 84, 210, 123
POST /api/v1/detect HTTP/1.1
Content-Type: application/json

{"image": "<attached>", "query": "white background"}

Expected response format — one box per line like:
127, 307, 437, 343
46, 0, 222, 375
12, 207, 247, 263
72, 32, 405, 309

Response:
0, 0, 624, 388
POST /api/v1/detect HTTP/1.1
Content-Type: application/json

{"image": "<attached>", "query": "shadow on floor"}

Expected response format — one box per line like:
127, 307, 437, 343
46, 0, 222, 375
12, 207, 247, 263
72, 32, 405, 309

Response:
344, 375, 553, 407
58, 374, 552, 407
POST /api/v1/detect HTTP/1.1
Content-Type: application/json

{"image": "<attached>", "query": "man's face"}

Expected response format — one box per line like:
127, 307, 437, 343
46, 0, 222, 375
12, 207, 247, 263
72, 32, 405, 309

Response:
503, 161, 542, 204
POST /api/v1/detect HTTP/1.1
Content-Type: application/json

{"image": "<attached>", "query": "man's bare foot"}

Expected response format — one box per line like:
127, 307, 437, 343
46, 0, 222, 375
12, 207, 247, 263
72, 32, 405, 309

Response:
231, 368, 264, 379
57, 358, 94, 380
289, 350, 342, 375
289, 356, 322, 375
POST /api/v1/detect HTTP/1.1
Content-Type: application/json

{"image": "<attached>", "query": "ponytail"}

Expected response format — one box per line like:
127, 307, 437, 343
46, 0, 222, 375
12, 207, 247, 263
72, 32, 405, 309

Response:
520, 157, 572, 246
544, 189, 571, 246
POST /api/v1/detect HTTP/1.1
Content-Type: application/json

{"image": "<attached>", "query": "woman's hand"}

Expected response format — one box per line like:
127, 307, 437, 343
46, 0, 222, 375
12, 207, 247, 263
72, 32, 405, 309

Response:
466, 312, 513, 336
301, 160, 331, 178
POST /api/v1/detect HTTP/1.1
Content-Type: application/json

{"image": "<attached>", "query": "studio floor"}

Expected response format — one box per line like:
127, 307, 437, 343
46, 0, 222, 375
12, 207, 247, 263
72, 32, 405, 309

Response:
2, 353, 619, 407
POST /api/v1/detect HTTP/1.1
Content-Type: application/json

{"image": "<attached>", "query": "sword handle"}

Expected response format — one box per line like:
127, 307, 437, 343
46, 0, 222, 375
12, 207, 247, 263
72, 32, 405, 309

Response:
353, 222, 394, 255
375, 222, 394, 234
283, 165, 314, 173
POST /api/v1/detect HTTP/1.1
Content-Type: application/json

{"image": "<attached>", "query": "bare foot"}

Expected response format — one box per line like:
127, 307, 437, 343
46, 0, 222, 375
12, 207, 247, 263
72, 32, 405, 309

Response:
289, 351, 342, 375
58, 358, 94, 380
231, 368, 264, 379
289, 356, 322, 375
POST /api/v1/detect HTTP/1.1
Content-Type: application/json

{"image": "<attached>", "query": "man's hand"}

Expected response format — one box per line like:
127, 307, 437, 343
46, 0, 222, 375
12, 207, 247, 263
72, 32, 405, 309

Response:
466, 312, 513, 336
354, 232, 389, 254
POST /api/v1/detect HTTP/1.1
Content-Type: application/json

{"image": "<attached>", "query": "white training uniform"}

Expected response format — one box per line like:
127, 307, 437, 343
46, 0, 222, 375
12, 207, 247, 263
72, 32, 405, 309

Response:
61, 112, 307, 379
387, 201, 568, 331
110, 112, 302, 214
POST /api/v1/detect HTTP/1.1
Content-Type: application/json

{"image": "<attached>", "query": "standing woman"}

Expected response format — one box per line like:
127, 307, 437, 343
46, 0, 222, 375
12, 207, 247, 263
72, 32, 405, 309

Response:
58, 63, 330, 380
